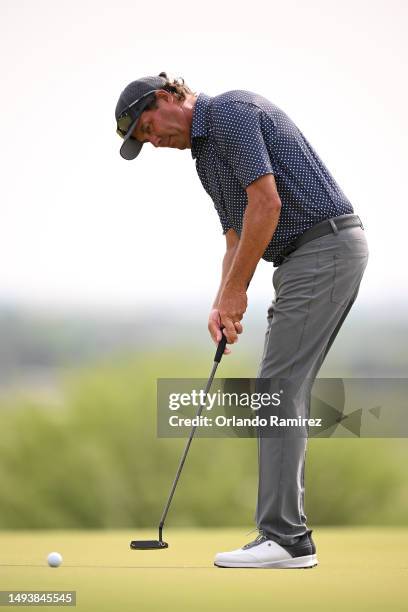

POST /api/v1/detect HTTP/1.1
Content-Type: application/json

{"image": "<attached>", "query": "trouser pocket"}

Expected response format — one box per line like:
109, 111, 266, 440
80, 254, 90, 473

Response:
331, 253, 369, 305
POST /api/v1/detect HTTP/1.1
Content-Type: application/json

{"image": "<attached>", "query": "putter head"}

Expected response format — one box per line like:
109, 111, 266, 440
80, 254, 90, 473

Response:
130, 539, 168, 550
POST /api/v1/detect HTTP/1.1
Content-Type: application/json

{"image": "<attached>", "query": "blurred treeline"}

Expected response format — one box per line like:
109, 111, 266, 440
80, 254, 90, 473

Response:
1, 304, 408, 383
0, 344, 407, 529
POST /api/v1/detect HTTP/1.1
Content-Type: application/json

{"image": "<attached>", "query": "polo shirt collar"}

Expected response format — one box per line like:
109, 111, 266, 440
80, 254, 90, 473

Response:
191, 93, 212, 159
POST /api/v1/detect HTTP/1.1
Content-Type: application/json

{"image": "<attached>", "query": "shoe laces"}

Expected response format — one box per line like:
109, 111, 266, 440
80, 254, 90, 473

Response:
242, 530, 268, 550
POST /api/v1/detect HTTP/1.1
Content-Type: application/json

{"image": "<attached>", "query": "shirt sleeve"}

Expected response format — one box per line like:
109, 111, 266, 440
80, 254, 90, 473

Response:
217, 204, 232, 234
211, 101, 275, 189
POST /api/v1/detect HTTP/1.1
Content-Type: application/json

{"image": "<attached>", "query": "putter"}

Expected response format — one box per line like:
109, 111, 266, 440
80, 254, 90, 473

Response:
130, 331, 228, 550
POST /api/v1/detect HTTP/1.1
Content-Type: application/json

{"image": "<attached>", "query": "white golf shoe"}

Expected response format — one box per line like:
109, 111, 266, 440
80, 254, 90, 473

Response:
214, 532, 318, 569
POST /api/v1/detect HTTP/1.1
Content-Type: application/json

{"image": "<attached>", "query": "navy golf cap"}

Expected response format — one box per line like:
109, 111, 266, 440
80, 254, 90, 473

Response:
115, 74, 167, 160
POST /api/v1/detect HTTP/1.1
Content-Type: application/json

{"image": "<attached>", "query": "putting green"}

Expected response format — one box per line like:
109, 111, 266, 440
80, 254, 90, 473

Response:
0, 528, 407, 611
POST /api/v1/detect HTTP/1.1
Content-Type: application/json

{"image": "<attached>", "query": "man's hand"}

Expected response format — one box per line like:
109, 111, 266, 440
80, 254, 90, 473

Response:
208, 307, 243, 354
217, 284, 247, 344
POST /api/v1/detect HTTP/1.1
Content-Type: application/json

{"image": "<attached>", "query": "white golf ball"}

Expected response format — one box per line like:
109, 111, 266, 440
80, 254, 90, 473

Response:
47, 552, 63, 567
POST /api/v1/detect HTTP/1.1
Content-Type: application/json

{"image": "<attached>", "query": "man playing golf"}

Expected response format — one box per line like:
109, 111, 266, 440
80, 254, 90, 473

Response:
115, 73, 368, 569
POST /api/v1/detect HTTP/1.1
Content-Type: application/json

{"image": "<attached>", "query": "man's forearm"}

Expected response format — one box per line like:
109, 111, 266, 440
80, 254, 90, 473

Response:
212, 246, 238, 308
225, 200, 281, 290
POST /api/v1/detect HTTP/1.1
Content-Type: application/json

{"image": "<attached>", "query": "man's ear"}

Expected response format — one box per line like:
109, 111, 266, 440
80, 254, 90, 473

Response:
155, 89, 172, 103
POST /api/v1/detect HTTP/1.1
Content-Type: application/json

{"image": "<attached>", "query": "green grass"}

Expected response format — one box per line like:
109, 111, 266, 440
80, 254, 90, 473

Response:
0, 528, 407, 611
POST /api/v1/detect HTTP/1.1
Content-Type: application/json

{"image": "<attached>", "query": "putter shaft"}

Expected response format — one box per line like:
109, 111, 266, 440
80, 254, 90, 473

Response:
158, 334, 227, 541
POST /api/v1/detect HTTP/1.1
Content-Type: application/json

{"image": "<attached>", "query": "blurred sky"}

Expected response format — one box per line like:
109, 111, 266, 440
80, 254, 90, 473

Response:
0, 0, 407, 311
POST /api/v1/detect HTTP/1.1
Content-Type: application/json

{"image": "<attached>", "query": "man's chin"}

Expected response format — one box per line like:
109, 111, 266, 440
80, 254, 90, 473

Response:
167, 137, 187, 150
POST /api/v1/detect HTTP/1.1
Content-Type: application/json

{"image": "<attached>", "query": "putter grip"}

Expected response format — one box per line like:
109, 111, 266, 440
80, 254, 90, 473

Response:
214, 332, 227, 363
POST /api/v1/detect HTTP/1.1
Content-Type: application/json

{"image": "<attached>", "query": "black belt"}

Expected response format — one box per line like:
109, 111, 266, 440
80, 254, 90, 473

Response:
278, 214, 364, 263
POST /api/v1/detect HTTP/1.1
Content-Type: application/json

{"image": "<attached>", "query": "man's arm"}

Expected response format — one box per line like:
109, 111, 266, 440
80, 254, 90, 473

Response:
218, 173, 282, 344
208, 228, 240, 354
213, 228, 240, 309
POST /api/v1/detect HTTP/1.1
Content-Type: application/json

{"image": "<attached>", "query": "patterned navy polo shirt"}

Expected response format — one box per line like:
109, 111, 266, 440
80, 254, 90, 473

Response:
190, 91, 354, 266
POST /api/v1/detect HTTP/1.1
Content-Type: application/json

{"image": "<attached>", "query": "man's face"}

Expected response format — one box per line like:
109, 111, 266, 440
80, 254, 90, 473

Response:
132, 92, 191, 150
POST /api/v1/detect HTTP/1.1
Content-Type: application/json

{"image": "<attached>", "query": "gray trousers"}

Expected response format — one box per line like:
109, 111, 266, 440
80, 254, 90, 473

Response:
255, 224, 369, 545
